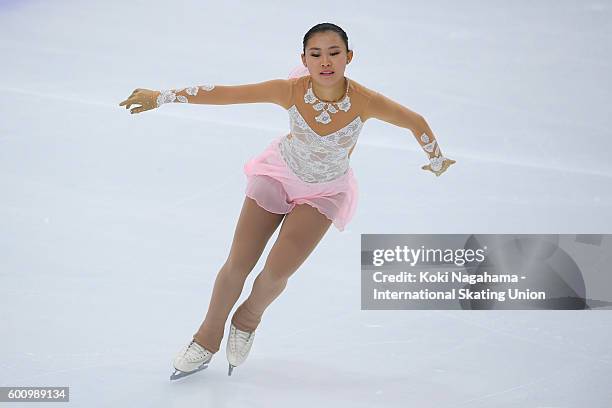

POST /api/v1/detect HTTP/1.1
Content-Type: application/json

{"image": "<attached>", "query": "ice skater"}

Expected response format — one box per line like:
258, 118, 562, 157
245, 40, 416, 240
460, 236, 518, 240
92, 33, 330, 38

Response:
118, 22, 455, 380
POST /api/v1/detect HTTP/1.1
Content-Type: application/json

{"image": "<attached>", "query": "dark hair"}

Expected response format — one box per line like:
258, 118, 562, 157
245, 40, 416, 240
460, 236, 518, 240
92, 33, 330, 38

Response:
303, 23, 350, 54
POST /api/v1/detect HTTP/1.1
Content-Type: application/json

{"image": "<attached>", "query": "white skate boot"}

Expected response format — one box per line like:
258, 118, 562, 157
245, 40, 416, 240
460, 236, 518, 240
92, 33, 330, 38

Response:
170, 339, 214, 380
226, 323, 256, 376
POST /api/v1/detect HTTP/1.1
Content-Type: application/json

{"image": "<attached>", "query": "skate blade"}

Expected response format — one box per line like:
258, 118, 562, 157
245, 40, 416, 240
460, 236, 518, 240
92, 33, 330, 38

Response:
170, 363, 209, 381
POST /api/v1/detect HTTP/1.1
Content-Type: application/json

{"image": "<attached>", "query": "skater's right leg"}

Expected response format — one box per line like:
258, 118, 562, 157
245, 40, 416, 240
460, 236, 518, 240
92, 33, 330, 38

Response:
192, 196, 285, 353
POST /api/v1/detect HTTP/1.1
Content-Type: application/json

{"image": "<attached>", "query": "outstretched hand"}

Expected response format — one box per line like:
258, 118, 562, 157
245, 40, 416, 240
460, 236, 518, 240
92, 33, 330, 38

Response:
119, 88, 160, 114
421, 158, 456, 177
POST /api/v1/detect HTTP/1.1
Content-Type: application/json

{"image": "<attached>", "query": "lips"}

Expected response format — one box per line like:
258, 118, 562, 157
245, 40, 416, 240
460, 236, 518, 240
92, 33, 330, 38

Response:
320, 71, 334, 75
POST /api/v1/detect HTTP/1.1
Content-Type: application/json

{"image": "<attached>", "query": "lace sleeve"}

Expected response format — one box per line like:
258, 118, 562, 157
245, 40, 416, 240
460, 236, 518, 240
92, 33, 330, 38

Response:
156, 78, 292, 109
364, 91, 455, 176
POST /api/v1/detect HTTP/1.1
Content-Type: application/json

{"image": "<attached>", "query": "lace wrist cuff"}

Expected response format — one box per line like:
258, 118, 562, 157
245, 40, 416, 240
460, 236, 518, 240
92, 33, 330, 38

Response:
155, 85, 216, 107
419, 132, 447, 171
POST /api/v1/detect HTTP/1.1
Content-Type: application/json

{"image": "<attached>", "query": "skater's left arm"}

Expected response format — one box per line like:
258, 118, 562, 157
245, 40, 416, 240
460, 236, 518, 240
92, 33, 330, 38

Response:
363, 91, 456, 177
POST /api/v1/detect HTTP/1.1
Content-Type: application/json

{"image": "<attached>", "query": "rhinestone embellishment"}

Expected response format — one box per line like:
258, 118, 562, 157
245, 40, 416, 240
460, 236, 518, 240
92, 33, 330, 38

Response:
304, 78, 351, 124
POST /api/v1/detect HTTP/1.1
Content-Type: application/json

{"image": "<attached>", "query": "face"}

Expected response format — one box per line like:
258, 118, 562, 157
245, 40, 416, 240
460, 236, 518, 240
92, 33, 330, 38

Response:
301, 31, 353, 87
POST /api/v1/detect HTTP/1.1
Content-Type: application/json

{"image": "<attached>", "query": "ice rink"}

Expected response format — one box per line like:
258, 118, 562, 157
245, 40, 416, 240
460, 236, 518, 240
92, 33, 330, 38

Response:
1, 0, 611, 406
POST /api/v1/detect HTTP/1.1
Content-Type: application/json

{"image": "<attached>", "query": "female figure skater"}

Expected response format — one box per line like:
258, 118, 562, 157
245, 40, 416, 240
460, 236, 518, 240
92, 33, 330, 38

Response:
119, 22, 455, 379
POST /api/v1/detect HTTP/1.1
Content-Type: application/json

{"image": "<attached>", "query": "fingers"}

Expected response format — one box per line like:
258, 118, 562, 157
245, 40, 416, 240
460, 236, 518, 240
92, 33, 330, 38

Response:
120, 97, 146, 111
119, 96, 137, 108
118, 89, 142, 107
422, 159, 456, 176
120, 100, 134, 109
130, 102, 156, 114
130, 103, 150, 114
118, 97, 142, 113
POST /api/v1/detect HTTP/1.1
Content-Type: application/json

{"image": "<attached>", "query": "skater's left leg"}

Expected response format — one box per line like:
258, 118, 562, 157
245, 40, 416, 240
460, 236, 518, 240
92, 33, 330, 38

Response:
231, 202, 333, 331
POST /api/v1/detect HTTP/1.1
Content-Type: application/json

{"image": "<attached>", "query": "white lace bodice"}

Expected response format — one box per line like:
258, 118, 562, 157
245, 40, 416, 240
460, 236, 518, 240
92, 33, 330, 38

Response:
278, 105, 364, 183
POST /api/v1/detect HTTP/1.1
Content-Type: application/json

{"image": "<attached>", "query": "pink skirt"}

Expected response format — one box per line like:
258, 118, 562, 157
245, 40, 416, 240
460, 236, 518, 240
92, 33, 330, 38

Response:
243, 135, 358, 232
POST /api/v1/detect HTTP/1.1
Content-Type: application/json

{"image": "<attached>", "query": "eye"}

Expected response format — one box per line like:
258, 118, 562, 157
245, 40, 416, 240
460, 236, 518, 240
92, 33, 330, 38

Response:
310, 52, 341, 57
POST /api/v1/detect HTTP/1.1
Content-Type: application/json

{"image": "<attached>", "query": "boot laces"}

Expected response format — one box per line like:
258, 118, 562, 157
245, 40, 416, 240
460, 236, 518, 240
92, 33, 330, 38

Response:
185, 340, 211, 363
235, 327, 253, 344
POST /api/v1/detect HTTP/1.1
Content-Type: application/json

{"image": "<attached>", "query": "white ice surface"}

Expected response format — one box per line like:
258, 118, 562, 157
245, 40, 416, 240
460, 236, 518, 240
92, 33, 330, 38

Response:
1, 0, 611, 407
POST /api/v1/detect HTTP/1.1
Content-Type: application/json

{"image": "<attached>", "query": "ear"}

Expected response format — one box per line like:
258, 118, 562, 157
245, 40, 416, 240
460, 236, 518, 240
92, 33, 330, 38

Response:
301, 53, 306, 66
347, 50, 354, 64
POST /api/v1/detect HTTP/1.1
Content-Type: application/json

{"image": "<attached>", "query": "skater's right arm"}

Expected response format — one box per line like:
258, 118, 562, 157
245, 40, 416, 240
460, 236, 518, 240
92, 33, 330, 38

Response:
119, 79, 292, 114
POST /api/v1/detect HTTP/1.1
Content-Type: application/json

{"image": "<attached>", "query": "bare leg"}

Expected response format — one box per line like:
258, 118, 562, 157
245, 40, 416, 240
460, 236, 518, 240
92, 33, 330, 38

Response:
193, 196, 284, 352
231, 203, 333, 332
